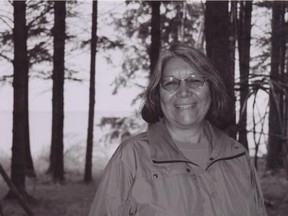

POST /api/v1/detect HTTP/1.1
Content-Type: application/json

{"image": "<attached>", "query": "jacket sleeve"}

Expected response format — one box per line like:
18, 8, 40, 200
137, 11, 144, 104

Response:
88, 145, 135, 216
248, 156, 267, 216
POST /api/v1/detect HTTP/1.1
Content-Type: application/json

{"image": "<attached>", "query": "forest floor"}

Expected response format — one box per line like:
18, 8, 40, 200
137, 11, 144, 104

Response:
0, 171, 101, 216
261, 169, 288, 216
0, 159, 288, 216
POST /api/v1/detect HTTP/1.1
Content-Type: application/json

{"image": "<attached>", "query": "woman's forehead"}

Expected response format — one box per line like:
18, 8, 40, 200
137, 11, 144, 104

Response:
162, 57, 200, 76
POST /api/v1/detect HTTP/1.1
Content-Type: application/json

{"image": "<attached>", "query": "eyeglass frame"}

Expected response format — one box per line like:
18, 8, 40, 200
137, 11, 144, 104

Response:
160, 74, 208, 93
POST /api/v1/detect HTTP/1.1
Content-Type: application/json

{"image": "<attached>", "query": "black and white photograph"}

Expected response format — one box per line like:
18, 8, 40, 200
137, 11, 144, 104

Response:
0, 0, 287, 215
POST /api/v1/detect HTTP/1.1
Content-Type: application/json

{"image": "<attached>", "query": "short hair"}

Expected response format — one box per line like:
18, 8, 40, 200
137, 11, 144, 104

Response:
141, 42, 228, 125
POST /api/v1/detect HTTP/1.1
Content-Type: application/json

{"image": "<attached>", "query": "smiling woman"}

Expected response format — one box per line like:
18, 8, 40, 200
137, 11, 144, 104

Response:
88, 43, 267, 216
159, 57, 211, 139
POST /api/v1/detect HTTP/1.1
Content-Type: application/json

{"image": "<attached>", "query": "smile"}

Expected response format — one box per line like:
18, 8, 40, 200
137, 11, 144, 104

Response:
175, 104, 196, 109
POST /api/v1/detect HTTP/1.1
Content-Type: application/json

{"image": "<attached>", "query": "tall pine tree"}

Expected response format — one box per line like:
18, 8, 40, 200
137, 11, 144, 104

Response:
49, 0, 66, 182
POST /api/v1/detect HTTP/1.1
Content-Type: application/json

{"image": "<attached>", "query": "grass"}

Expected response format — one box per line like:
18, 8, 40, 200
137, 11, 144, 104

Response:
1, 171, 101, 216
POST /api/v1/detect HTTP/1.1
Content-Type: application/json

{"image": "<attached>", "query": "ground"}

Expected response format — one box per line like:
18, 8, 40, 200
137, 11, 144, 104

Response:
0, 172, 100, 216
261, 169, 288, 216
1, 163, 288, 215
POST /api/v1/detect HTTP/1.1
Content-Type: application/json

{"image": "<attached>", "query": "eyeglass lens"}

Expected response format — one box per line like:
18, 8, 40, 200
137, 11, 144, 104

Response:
161, 75, 206, 92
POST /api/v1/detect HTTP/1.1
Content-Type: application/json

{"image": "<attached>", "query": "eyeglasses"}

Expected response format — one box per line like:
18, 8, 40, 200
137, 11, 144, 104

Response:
160, 75, 207, 92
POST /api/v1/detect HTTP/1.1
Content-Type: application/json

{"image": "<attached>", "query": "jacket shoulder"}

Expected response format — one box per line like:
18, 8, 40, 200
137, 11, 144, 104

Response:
229, 136, 248, 152
110, 131, 151, 173
207, 121, 247, 154
119, 131, 150, 152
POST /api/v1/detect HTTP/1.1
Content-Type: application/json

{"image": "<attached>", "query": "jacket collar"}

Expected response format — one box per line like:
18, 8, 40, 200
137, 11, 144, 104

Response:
147, 119, 246, 163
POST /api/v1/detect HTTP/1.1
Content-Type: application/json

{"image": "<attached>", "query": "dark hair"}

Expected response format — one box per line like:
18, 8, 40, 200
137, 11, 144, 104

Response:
141, 43, 228, 125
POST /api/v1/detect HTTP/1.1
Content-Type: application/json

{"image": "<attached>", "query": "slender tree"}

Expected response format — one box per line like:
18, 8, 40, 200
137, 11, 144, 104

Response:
229, 0, 237, 135
237, 1, 253, 149
84, 0, 98, 183
204, 0, 236, 137
277, 2, 288, 175
8, 0, 33, 199
49, 0, 66, 182
149, 1, 161, 77
283, 8, 288, 176
266, 1, 286, 171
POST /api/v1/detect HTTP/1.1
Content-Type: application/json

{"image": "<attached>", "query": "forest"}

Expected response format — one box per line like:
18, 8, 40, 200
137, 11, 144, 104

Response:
0, 0, 288, 215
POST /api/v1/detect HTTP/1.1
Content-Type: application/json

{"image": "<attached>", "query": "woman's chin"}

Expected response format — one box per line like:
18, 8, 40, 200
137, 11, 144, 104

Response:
174, 118, 203, 128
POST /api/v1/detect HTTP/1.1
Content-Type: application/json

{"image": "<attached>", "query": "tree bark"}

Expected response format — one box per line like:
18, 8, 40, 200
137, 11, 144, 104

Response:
237, 1, 252, 149
84, 0, 98, 183
50, 0, 66, 182
204, 0, 236, 137
149, 1, 161, 77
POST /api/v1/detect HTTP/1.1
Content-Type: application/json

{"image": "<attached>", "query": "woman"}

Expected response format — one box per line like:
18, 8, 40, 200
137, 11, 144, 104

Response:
89, 43, 267, 216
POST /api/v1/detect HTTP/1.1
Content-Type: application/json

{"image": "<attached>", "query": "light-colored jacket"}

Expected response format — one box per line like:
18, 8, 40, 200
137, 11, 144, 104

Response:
89, 120, 267, 216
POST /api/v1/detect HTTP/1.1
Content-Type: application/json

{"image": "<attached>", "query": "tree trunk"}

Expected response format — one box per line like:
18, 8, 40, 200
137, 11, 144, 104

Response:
283, 9, 288, 176
50, 0, 66, 183
8, 0, 34, 200
204, 0, 236, 137
237, 1, 252, 150
84, 0, 98, 183
266, 1, 286, 172
149, 1, 161, 77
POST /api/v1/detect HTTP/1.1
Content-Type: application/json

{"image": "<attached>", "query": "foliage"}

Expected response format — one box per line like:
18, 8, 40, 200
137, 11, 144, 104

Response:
26, 1, 54, 67
0, 1, 85, 83
0, 1, 54, 79
161, 1, 203, 47
98, 114, 146, 145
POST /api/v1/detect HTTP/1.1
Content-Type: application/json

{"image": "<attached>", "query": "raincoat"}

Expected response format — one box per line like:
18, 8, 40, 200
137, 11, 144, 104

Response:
89, 120, 267, 216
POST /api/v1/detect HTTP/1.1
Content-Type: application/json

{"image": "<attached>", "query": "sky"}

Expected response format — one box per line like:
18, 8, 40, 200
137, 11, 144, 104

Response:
0, 55, 142, 113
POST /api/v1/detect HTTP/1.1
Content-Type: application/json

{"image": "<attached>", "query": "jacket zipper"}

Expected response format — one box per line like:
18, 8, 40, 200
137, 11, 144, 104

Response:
205, 152, 246, 170
152, 151, 246, 171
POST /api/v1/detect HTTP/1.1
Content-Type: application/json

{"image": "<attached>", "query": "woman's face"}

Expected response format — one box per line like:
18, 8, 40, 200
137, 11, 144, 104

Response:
160, 57, 211, 129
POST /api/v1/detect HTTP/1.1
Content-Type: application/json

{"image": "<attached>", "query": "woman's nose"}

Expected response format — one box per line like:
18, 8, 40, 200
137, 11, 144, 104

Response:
177, 81, 193, 97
